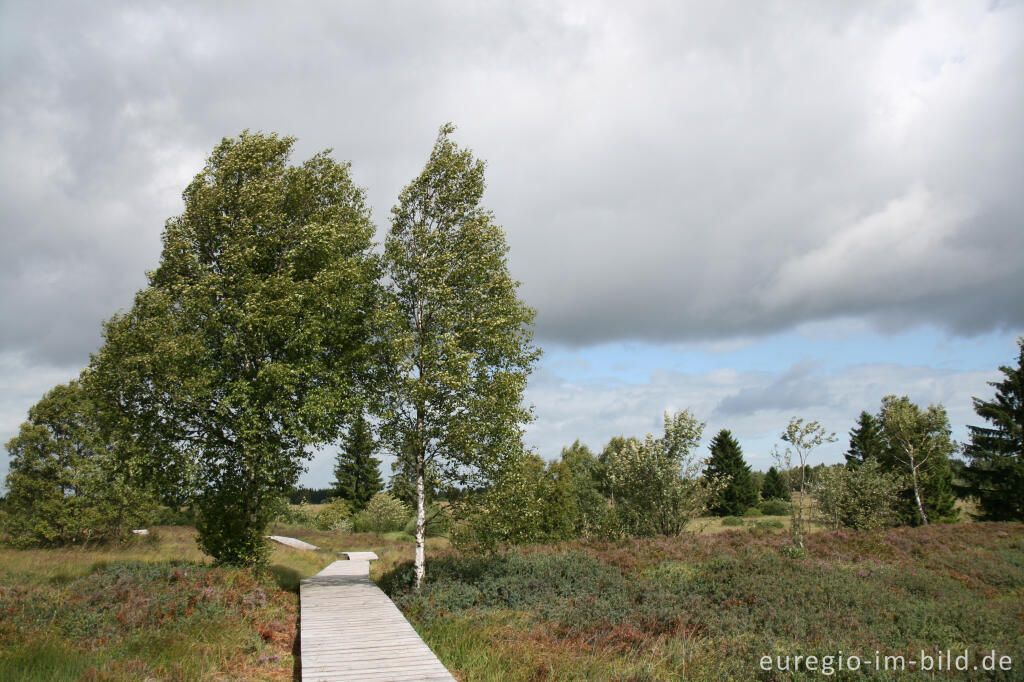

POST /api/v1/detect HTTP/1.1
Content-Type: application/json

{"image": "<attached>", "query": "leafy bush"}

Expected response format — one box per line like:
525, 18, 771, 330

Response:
351, 492, 409, 534
758, 499, 791, 516
810, 460, 900, 530
402, 504, 449, 538
147, 506, 195, 526
313, 498, 352, 531
755, 519, 784, 529
720, 516, 744, 527
742, 507, 763, 517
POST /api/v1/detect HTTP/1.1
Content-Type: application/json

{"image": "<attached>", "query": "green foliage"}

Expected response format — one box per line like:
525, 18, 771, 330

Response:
704, 429, 758, 516
2, 381, 156, 547
286, 487, 334, 504
961, 337, 1024, 521
351, 491, 409, 534
846, 410, 884, 467
603, 411, 722, 537
810, 460, 901, 530
558, 441, 607, 537
760, 466, 790, 501
87, 131, 378, 567
332, 413, 383, 510
758, 498, 791, 516
402, 504, 449, 538
877, 395, 959, 526
456, 452, 578, 547
313, 498, 353, 531
776, 417, 837, 545
720, 516, 744, 527
377, 123, 540, 586
742, 507, 762, 517
755, 518, 785, 529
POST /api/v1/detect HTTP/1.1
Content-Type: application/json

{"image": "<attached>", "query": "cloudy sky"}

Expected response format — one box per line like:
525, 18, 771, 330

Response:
2, 0, 1022, 488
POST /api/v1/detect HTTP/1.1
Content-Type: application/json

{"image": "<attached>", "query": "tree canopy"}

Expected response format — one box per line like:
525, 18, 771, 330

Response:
377, 124, 540, 587
2, 379, 155, 546
89, 131, 379, 566
960, 338, 1024, 521
704, 429, 758, 516
332, 412, 383, 509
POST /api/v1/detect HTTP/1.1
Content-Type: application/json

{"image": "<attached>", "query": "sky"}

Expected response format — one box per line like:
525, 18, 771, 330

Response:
1, 0, 1022, 488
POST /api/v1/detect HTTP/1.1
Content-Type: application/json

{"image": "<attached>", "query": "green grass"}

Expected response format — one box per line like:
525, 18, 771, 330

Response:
385, 522, 1024, 680
0, 525, 336, 680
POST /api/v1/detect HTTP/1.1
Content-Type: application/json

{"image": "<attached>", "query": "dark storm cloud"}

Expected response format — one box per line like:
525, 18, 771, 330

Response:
1, 0, 1022, 369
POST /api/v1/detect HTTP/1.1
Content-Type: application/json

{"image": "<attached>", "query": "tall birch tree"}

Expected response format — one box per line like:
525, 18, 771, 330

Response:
379, 124, 539, 589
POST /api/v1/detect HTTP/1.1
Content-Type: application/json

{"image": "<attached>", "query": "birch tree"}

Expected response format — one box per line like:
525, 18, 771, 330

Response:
379, 124, 539, 589
878, 395, 957, 526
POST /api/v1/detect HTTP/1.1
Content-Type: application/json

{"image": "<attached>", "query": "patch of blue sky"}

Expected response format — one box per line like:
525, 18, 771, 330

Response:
541, 322, 1022, 384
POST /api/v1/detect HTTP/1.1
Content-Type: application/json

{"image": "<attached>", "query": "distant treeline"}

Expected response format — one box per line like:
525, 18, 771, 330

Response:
288, 487, 336, 504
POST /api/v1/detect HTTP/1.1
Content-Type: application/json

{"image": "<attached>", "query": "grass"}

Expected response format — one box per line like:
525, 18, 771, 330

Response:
384, 522, 1024, 680
0, 524, 391, 680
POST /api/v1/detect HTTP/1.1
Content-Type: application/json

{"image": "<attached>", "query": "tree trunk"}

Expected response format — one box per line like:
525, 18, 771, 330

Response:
414, 450, 426, 590
910, 464, 929, 526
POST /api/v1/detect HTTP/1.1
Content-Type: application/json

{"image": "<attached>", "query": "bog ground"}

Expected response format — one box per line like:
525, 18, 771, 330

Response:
1, 520, 1021, 681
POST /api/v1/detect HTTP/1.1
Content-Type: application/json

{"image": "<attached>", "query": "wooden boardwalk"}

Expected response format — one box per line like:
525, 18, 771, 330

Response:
299, 552, 455, 681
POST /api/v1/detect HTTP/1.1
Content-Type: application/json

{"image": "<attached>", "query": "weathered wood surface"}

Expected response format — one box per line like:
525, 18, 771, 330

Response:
267, 535, 321, 551
300, 556, 455, 681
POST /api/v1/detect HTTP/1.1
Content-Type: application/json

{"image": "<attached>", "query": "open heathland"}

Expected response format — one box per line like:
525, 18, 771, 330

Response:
383, 522, 1024, 681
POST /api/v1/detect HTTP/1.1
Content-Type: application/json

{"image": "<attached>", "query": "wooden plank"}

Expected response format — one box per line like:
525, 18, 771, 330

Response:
267, 535, 321, 551
299, 556, 455, 682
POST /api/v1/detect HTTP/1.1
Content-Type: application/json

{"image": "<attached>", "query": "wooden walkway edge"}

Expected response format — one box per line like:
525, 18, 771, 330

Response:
299, 552, 455, 681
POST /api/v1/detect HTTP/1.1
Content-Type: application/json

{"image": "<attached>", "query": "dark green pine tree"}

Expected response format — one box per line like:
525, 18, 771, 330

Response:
705, 429, 759, 516
332, 413, 383, 510
761, 466, 791, 501
960, 338, 1024, 521
846, 411, 885, 468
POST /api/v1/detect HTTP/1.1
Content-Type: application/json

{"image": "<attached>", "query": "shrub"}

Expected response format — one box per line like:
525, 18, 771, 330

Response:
810, 460, 900, 530
402, 504, 449, 538
743, 507, 763, 517
313, 498, 353, 531
755, 519, 785, 529
759, 499, 791, 516
351, 492, 409, 534
720, 516, 744, 527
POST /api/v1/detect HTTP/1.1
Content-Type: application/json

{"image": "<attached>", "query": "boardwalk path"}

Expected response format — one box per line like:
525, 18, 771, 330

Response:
299, 551, 455, 682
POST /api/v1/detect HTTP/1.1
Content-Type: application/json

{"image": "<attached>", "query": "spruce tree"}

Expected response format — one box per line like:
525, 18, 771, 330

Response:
761, 466, 790, 501
960, 338, 1024, 521
332, 412, 383, 510
705, 429, 758, 516
846, 411, 884, 468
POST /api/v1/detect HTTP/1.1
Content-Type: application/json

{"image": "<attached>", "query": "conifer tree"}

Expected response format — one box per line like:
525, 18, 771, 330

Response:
960, 338, 1024, 521
761, 466, 791, 501
332, 412, 383, 510
705, 429, 758, 516
846, 410, 884, 468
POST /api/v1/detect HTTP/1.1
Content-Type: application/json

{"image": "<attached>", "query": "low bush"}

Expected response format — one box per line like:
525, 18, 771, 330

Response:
720, 516, 744, 527
351, 492, 409, 534
758, 499, 791, 516
313, 498, 352, 531
742, 507, 762, 517
402, 504, 450, 538
755, 519, 784, 529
